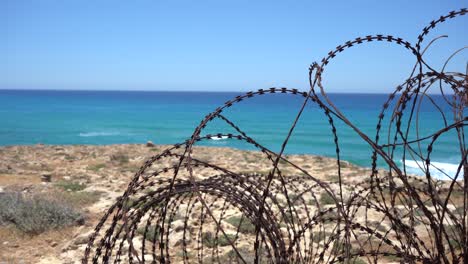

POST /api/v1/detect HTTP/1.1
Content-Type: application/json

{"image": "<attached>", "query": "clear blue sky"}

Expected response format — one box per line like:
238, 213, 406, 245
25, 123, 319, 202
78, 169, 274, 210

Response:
2, 1, 466, 92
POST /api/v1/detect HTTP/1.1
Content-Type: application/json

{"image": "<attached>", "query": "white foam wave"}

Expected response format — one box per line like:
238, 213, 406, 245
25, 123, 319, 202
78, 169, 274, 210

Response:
209, 135, 229, 141
79, 131, 121, 137
403, 159, 461, 181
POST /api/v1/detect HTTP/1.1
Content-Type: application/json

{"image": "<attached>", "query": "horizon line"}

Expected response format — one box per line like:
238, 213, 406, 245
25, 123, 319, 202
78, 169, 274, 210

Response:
0, 88, 454, 95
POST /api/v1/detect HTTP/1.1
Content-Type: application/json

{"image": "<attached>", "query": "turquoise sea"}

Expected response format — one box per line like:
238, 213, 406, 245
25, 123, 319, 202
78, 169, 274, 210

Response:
0, 89, 463, 180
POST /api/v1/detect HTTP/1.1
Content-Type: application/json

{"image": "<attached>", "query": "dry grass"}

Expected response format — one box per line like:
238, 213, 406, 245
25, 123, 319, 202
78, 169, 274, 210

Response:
0, 192, 84, 234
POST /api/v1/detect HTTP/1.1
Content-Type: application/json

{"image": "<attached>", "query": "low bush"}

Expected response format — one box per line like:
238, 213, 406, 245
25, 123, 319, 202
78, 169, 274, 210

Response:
320, 192, 336, 205
222, 246, 270, 263
312, 231, 332, 243
88, 163, 106, 172
226, 216, 256, 234
110, 153, 129, 164
62, 191, 102, 206
137, 225, 159, 242
55, 180, 86, 192
202, 232, 237, 248
0, 192, 84, 234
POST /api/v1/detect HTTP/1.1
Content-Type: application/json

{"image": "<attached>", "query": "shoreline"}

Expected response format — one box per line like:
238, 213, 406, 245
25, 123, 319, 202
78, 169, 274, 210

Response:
0, 144, 461, 263
0, 143, 368, 263
0, 143, 459, 180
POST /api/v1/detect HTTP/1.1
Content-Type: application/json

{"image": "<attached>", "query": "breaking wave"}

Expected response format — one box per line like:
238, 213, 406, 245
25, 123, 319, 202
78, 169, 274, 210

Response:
79, 131, 121, 137
404, 159, 462, 181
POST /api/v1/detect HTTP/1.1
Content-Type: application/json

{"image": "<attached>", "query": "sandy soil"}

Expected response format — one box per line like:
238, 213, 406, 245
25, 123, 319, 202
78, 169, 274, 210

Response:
0, 144, 460, 263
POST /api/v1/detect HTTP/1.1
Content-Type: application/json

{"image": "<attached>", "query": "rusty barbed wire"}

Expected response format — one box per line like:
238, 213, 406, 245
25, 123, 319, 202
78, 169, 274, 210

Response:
83, 8, 467, 263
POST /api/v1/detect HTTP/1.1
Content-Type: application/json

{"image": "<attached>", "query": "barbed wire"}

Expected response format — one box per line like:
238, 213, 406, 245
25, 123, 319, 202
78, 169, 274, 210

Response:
83, 8, 467, 263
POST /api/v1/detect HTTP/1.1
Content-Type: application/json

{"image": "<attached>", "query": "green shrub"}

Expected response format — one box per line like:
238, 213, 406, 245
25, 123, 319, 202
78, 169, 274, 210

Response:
448, 239, 462, 250
137, 225, 159, 242
55, 180, 86, 192
222, 246, 270, 263
122, 198, 139, 209
455, 206, 464, 215
122, 197, 153, 210
312, 231, 332, 243
320, 192, 336, 205
0, 192, 84, 234
290, 193, 309, 205
226, 216, 256, 234
88, 163, 106, 172
282, 211, 296, 223
346, 258, 367, 264
328, 175, 340, 182
217, 233, 237, 247
367, 221, 387, 232
202, 232, 236, 248
110, 153, 129, 164
62, 191, 102, 206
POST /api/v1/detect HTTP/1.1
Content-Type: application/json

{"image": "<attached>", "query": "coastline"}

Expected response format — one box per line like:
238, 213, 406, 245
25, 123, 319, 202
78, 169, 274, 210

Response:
0, 143, 370, 263
0, 143, 373, 184
0, 144, 460, 263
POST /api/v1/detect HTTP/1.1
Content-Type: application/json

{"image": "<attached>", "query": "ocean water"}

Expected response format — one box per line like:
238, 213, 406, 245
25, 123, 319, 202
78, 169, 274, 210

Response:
0, 89, 463, 180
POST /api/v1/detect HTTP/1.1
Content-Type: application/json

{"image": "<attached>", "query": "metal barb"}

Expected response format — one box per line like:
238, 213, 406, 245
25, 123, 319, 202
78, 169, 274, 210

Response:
83, 9, 467, 264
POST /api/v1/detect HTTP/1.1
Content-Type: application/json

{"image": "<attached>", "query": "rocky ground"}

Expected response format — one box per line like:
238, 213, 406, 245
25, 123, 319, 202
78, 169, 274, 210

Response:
0, 144, 462, 263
